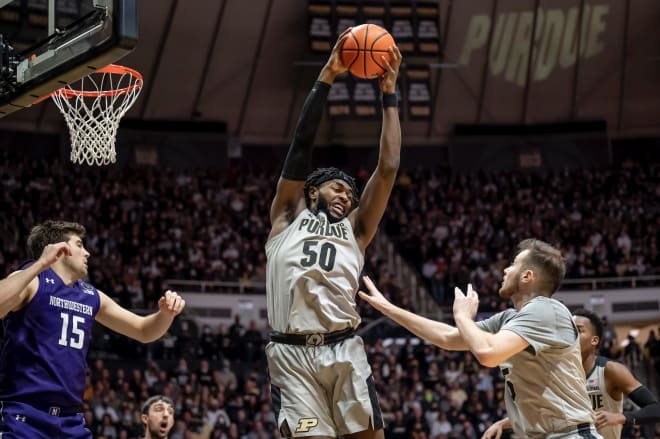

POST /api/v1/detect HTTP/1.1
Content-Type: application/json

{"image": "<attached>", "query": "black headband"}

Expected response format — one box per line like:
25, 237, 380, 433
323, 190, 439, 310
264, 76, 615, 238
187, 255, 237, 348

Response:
304, 167, 360, 206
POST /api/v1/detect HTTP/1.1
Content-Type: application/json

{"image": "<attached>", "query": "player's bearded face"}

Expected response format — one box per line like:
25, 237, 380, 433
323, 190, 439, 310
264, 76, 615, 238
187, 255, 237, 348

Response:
499, 251, 529, 298
316, 193, 348, 222
499, 265, 520, 298
312, 182, 353, 223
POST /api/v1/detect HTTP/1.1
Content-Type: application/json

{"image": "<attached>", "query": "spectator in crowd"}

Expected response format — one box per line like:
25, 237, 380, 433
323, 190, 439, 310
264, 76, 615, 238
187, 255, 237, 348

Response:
601, 316, 619, 359
645, 329, 660, 399
1, 159, 656, 313
227, 315, 245, 360
199, 324, 218, 360
242, 320, 264, 362
625, 334, 642, 370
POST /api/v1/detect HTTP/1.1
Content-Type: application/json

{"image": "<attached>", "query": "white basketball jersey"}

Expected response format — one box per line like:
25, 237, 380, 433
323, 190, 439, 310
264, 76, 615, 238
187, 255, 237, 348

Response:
265, 209, 363, 333
586, 356, 623, 439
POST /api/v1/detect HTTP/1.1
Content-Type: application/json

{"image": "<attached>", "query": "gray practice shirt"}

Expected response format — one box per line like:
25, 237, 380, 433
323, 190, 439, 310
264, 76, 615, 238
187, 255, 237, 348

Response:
477, 296, 596, 438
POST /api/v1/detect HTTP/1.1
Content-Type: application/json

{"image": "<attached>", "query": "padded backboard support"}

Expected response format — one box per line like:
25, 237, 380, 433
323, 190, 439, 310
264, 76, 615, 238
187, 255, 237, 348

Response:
0, 0, 137, 118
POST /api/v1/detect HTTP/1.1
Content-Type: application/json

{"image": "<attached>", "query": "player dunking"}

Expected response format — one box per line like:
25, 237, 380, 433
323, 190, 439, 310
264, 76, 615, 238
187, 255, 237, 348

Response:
482, 309, 660, 439
360, 239, 604, 438
0, 220, 185, 438
265, 28, 402, 439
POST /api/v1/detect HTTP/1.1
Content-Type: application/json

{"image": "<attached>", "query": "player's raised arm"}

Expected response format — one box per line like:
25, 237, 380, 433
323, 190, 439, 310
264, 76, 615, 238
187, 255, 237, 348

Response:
351, 45, 402, 252
595, 360, 660, 429
453, 284, 530, 367
269, 30, 350, 240
95, 289, 185, 343
359, 276, 469, 350
0, 242, 72, 318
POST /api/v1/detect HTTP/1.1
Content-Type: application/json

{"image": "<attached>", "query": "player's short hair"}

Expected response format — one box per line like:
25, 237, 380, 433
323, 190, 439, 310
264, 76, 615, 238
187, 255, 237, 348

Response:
26, 220, 86, 259
517, 238, 566, 295
303, 167, 360, 207
573, 308, 604, 342
141, 395, 174, 415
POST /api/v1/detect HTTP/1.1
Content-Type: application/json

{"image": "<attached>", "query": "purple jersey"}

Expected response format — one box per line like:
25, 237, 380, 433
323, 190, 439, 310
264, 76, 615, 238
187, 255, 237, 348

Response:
0, 265, 100, 409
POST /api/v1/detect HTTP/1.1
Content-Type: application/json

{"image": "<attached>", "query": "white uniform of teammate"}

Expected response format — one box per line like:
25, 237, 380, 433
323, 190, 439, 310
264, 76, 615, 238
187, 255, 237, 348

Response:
265, 209, 382, 437
477, 297, 602, 438
586, 356, 623, 439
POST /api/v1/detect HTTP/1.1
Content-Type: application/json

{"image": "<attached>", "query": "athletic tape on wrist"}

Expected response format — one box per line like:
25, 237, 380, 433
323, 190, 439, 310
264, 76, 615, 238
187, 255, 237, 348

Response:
382, 93, 398, 108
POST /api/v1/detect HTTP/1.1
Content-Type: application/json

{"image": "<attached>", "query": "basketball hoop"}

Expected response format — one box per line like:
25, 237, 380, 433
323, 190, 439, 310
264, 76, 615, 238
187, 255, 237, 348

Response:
49, 64, 143, 166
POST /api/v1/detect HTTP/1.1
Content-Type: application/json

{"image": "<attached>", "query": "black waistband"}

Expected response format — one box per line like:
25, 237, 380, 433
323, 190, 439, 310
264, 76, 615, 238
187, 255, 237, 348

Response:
565, 423, 596, 438
269, 327, 355, 347
576, 423, 600, 439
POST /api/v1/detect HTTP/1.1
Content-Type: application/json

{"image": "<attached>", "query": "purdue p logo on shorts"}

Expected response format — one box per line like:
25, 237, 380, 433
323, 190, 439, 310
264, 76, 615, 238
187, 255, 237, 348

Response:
295, 418, 319, 433
305, 333, 324, 346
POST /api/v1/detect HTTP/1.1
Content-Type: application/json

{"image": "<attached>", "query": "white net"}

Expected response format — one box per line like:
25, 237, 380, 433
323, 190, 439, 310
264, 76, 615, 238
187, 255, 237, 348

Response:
50, 65, 143, 166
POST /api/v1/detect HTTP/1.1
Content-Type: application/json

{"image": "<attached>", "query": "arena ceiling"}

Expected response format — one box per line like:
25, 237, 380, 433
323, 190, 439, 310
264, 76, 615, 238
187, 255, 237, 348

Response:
1, 0, 659, 146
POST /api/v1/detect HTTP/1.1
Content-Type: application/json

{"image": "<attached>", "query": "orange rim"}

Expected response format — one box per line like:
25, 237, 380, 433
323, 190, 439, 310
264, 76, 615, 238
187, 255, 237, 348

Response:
46, 64, 143, 100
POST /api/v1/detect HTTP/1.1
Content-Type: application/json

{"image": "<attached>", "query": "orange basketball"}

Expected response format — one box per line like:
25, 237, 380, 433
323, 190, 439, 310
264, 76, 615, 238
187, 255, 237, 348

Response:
340, 24, 395, 79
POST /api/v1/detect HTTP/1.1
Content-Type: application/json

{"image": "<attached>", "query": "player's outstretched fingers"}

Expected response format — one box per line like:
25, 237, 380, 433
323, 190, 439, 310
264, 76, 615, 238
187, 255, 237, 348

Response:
362, 275, 376, 290
361, 276, 385, 298
480, 422, 503, 439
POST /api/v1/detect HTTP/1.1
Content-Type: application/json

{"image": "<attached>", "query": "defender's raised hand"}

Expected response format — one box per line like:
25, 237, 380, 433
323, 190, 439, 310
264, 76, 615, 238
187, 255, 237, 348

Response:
452, 283, 479, 321
358, 275, 394, 313
481, 423, 504, 439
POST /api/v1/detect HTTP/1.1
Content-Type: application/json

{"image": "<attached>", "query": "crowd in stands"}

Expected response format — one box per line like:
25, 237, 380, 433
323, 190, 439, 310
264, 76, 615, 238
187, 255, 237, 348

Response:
0, 157, 273, 310
82, 315, 659, 439
380, 161, 660, 306
1, 157, 657, 314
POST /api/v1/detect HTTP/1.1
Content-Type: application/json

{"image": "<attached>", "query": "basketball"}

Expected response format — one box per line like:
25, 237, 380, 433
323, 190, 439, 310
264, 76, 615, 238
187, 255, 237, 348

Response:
340, 24, 396, 79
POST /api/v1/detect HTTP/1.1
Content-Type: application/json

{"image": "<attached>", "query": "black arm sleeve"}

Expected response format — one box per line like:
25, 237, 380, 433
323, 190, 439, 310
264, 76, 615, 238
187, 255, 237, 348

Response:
281, 81, 331, 180
624, 386, 660, 426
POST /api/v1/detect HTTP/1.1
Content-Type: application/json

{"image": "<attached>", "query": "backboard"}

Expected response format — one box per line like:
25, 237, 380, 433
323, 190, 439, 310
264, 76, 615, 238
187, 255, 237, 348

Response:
0, 0, 137, 118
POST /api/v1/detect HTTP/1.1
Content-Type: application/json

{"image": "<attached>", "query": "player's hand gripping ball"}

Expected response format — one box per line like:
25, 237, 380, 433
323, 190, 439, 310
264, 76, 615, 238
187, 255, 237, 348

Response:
340, 24, 396, 79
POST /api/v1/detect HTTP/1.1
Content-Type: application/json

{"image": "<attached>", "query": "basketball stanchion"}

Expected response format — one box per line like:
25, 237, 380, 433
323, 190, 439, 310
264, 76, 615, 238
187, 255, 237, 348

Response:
44, 64, 143, 166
